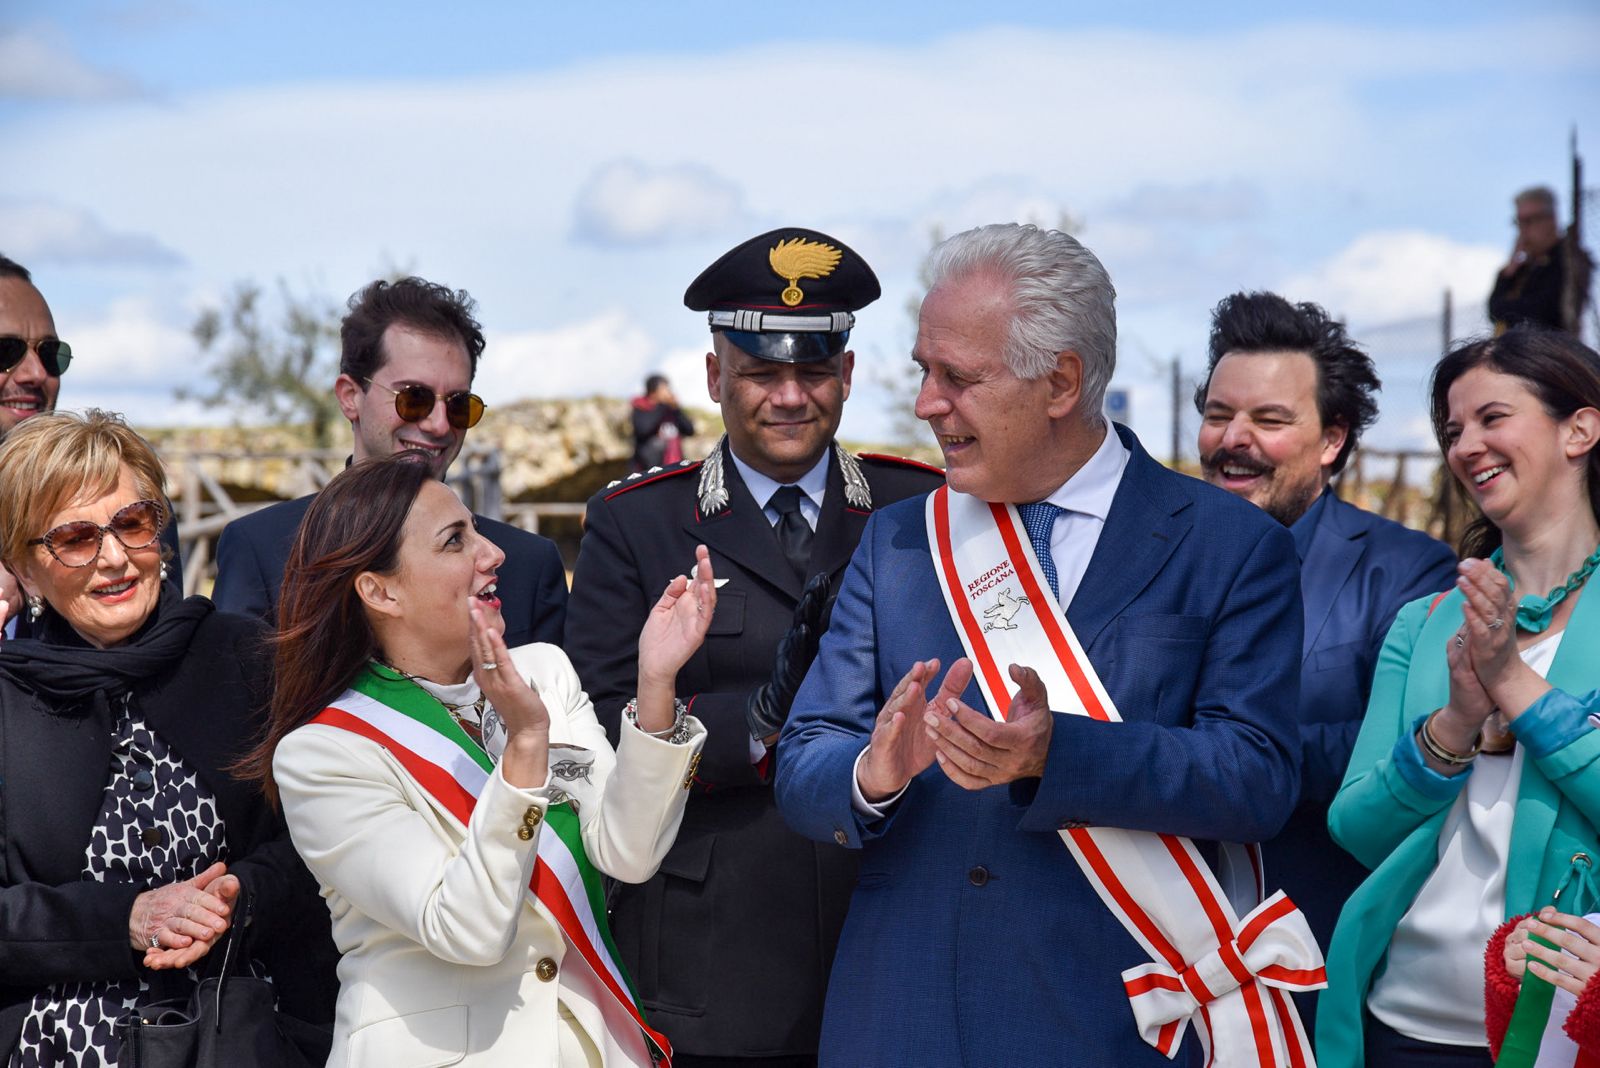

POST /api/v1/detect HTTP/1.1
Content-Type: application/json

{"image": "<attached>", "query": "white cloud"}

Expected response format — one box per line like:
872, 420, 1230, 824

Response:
4, 12, 1596, 454
68, 297, 196, 385
0, 29, 143, 100
0, 199, 184, 267
1278, 230, 1501, 328
572, 160, 747, 246
1105, 181, 1263, 225
481, 310, 661, 400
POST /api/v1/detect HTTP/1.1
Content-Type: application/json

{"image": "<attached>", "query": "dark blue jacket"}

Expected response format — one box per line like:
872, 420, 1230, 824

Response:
212, 493, 567, 649
776, 427, 1303, 1066
1269, 490, 1454, 1031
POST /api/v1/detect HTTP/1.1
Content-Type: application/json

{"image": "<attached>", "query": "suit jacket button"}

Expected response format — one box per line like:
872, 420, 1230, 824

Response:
517, 826, 534, 841
535, 957, 558, 982
968, 866, 990, 887
524, 807, 543, 828
833, 828, 849, 847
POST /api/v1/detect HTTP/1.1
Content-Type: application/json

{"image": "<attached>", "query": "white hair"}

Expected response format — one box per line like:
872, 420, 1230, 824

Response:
924, 223, 1117, 418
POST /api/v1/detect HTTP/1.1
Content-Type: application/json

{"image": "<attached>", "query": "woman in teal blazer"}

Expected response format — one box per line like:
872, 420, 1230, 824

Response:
1319, 329, 1600, 1067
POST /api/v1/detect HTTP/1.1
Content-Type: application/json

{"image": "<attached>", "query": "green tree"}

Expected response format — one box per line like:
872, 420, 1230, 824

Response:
181, 279, 345, 446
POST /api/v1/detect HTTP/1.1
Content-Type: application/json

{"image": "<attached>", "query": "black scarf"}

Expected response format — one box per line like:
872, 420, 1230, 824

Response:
0, 584, 215, 708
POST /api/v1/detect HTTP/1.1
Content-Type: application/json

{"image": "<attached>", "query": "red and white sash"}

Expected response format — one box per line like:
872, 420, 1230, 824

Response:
313, 666, 669, 1067
926, 486, 1325, 1065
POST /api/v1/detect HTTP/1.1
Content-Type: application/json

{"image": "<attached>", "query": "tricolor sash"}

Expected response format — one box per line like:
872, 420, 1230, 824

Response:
312, 664, 669, 1068
927, 486, 1325, 1066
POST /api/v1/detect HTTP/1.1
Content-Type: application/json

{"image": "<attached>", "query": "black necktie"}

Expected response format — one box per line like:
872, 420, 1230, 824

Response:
769, 485, 813, 583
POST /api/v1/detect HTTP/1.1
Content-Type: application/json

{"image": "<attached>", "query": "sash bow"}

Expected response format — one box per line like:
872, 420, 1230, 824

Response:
1123, 892, 1326, 1054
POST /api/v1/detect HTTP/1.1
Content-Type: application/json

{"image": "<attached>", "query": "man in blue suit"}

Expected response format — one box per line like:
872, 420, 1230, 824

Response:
213, 276, 566, 648
776, 225, 1304, 1066
1195, 291, 1455, 1030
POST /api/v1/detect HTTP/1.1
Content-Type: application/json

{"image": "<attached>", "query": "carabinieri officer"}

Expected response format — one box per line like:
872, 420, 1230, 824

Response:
564, 228, 943, 1067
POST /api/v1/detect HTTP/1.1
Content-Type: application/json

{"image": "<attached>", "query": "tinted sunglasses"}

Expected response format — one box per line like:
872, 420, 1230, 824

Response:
0, 337, 72, 376
365, 379, 486, 430
28, 498, 166, 568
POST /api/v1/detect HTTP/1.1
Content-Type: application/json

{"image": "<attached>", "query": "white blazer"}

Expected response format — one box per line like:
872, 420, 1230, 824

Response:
274, 644, 705, 1068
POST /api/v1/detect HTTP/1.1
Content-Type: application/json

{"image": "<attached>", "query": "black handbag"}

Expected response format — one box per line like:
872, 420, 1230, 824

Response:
116, 895, 332, 1068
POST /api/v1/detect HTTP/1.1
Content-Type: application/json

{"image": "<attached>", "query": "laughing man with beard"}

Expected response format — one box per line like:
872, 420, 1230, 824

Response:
1195, 290, 1456, 1031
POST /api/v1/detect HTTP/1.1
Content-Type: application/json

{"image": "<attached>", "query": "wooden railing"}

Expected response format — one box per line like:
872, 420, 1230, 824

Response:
163, 446, 549, 595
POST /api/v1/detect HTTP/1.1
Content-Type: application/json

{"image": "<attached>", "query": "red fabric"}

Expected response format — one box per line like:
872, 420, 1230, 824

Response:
1486, 914, 1532, 1059
1568, 969, 1600, 1052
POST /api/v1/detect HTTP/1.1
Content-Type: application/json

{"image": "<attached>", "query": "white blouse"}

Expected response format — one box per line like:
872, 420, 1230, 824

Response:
1366, 630, 1561, 1045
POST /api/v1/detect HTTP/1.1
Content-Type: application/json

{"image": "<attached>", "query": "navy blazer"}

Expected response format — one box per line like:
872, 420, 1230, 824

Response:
1267, 491, 1454, 1028
212, 493, 567, 649
775, 426, 1303, 1066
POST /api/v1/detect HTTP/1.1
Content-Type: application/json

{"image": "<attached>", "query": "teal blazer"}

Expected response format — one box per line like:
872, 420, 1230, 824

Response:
1316, 583, 1600, 1065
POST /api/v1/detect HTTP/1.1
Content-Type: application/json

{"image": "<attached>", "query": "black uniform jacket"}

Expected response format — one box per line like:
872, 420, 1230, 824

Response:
564, 440, 943, 1058
212, 492, 568, 649
0, 609, 326, 1054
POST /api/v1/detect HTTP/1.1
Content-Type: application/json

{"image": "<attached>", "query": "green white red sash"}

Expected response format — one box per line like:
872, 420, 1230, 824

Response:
927, 486, 1325, 1066
312, 664, 669, 1068
1499, 941, 1596, 1068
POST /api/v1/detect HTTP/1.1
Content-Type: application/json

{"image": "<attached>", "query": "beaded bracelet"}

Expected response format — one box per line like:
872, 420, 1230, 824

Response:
1420, 710, 1481, 766
624, 697, 694, 745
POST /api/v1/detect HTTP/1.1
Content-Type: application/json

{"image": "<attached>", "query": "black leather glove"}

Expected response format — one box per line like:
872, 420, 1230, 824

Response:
746, 571, 836, 741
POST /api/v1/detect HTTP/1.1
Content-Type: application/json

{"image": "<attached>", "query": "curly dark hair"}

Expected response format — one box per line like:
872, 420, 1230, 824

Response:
1194, 291, 1380, 475
1430, 327, 1600, 559
339, 276, 486, 385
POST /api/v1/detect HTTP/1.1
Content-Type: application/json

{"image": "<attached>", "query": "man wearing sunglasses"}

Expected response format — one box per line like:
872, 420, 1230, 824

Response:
565, 229, 944, 1067
212, 276, 567, 650
0, 255, 66, 438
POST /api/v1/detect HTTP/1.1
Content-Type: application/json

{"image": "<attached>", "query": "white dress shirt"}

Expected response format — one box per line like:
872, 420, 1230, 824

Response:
853, 424, 1131, 815
728, 447, 827, 531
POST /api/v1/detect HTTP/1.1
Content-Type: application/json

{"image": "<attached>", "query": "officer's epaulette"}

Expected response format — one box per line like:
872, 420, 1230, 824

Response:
601, 460, 702, 501
856, 452, 945, 477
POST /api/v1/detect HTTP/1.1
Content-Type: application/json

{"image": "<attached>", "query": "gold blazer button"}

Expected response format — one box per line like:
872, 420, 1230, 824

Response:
535, 957, 558, 982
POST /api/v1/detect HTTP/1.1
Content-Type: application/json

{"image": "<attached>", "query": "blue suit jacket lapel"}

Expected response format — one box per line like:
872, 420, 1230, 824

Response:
1300, 497, 1366, 660
1066, 427, 1192, 652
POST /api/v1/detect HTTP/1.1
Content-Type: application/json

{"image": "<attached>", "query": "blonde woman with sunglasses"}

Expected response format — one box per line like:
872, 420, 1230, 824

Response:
0, 409, 324, 1066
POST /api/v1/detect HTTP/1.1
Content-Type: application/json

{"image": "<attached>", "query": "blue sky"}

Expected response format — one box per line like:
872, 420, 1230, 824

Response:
3, 1, 1598, 456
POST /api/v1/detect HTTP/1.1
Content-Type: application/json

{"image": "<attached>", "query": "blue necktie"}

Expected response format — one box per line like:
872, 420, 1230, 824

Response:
1017, 502, 1063, 601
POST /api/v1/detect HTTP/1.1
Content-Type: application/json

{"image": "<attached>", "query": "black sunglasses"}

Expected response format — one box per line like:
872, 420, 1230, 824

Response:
0, 337, 72, 377
365, 379, 486, 430
28, 498, 166, 568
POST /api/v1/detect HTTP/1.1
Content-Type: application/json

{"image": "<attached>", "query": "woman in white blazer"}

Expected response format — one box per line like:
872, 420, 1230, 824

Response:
240, 456, 712, 1067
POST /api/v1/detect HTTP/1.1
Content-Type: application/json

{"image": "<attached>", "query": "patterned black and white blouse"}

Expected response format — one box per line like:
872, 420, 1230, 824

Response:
8, 705, 227, 1068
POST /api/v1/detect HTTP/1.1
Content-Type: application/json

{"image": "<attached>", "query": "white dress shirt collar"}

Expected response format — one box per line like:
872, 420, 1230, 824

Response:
1032, 422, 1128, 518
729, 446, 829, 527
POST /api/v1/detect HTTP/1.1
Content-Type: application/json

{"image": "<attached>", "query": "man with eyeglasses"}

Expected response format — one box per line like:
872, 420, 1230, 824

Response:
1489, 185, 1593, 334
213, 276, 567, 649
0, 255, 182, 638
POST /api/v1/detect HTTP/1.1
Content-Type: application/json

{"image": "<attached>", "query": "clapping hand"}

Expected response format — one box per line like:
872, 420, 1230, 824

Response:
133, 861, 239, 970
633, 546, 717, 735
1456, 559, 1519, 690
926, 663, 1053, 789
639, 545, 717, 687
856, 658, 950, 803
